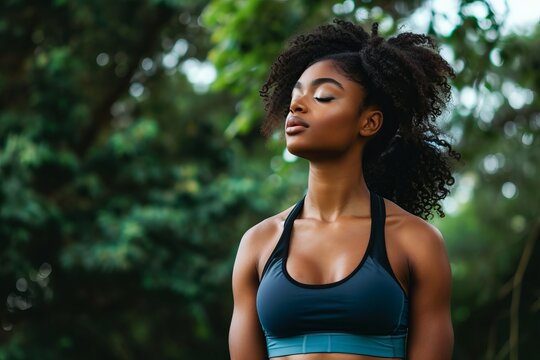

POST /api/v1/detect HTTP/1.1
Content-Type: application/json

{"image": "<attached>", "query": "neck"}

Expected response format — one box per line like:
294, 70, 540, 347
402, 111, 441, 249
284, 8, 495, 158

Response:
304, 150, 370, 222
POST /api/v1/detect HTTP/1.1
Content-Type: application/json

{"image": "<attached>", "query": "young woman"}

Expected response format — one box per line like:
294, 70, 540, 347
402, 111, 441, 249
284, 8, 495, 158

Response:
229, 19, 459, 360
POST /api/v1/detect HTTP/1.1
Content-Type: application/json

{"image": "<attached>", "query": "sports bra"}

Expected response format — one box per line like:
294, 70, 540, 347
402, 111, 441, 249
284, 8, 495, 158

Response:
256, 191, 409, 358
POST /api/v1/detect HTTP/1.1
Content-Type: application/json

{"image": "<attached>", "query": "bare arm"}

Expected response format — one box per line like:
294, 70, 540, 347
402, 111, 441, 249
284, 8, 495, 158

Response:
406, 223, 454, 360
229, 228, 268, 360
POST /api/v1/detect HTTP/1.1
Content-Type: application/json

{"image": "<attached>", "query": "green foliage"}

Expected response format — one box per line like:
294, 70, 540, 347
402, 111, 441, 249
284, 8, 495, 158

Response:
0, 0, 276, 358
204, 0, 313, 136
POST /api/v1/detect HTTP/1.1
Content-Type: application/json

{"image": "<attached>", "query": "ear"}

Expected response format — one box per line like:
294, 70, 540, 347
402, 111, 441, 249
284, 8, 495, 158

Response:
358, 108, 383, 137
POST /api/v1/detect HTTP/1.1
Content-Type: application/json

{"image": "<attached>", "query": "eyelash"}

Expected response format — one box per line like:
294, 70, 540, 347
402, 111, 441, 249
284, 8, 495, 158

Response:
314, 97, 334, 102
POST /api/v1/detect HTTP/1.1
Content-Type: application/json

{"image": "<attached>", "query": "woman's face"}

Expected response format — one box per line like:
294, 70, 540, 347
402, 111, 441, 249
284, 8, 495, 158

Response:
285, 59, 371, 160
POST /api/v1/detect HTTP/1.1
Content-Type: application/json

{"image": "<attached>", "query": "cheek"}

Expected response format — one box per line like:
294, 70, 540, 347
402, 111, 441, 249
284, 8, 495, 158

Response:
317, 109, 360, 136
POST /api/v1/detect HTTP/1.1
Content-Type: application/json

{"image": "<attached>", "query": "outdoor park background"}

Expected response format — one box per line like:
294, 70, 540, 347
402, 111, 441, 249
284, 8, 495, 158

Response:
1, 0, 539, 359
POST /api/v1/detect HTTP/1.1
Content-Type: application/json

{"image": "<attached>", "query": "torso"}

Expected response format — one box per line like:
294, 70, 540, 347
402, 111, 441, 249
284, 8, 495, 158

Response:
256, 197, 411, 294
254, 194, 420, 359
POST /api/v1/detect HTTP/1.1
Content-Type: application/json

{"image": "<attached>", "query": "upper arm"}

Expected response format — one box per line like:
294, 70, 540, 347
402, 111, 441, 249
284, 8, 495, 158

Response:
405, 222, 454, 360
229, 227, 269, 360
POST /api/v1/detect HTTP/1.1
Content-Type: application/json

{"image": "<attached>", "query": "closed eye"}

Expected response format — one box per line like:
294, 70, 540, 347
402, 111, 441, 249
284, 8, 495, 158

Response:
314, 97, 334, 102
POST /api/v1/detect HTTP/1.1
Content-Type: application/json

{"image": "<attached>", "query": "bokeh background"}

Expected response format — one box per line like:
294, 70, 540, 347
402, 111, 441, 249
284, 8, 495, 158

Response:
1, 0, 539, 359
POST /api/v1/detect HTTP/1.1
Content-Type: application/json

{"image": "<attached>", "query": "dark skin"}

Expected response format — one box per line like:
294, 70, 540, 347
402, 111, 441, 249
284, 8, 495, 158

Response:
229, 60, 454, 360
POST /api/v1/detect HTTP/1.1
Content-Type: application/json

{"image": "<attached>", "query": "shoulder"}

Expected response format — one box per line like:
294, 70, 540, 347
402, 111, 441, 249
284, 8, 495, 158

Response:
383, 198, 449, 273
238, 206, 290, 253
235, 204, 295, 278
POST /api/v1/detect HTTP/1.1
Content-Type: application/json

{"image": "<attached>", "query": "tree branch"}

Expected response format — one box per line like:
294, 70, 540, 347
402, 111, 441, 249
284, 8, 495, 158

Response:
509, 217, 540, 360
75, 5, 173, 157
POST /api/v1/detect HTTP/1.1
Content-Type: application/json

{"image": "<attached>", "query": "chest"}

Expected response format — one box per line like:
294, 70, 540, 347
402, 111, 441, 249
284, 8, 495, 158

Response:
284, 218, 408, 290
257, 256, 408, 337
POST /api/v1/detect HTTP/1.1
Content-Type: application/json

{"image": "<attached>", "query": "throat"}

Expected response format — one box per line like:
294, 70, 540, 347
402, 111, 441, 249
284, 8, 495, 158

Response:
305, 162, 370, 221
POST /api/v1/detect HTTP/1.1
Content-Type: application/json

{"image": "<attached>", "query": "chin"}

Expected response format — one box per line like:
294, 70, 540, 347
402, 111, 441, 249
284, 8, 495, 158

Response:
286, 143, 344, 161
286, 139, 313, 158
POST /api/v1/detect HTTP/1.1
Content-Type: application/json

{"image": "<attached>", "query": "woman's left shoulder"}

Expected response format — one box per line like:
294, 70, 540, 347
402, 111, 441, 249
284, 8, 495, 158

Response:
383, 198, 448, 265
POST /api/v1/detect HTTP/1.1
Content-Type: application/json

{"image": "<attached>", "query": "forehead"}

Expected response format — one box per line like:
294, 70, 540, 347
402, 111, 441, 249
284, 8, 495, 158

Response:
295, 60, 364, 97
296, 60, 360, 90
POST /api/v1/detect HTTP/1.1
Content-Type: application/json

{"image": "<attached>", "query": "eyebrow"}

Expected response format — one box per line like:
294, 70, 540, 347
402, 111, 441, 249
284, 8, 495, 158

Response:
294, 77, 344, 90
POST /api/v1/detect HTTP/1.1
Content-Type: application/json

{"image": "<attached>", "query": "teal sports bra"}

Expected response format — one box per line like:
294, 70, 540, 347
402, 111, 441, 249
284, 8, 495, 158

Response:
256, 192, 409, 358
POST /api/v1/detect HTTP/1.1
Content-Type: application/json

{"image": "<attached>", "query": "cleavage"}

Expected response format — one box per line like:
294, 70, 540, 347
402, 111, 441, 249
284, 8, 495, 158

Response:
285, 217, 371, 285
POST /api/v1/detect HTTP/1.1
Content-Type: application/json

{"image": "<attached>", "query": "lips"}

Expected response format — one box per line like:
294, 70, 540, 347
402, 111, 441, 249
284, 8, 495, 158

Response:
285, 116, 309, 135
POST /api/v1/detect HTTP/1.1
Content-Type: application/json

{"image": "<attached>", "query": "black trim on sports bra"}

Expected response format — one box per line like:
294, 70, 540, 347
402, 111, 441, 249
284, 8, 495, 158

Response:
281, 192, 378, 289
260, 191, 407, 296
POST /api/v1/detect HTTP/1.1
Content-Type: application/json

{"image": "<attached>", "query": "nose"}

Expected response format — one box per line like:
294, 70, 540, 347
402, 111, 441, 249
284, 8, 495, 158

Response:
289, 96, 306, 114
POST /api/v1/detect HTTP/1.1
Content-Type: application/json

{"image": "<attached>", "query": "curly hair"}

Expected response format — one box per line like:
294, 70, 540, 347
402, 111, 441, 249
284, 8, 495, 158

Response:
260, 19, 461, 219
